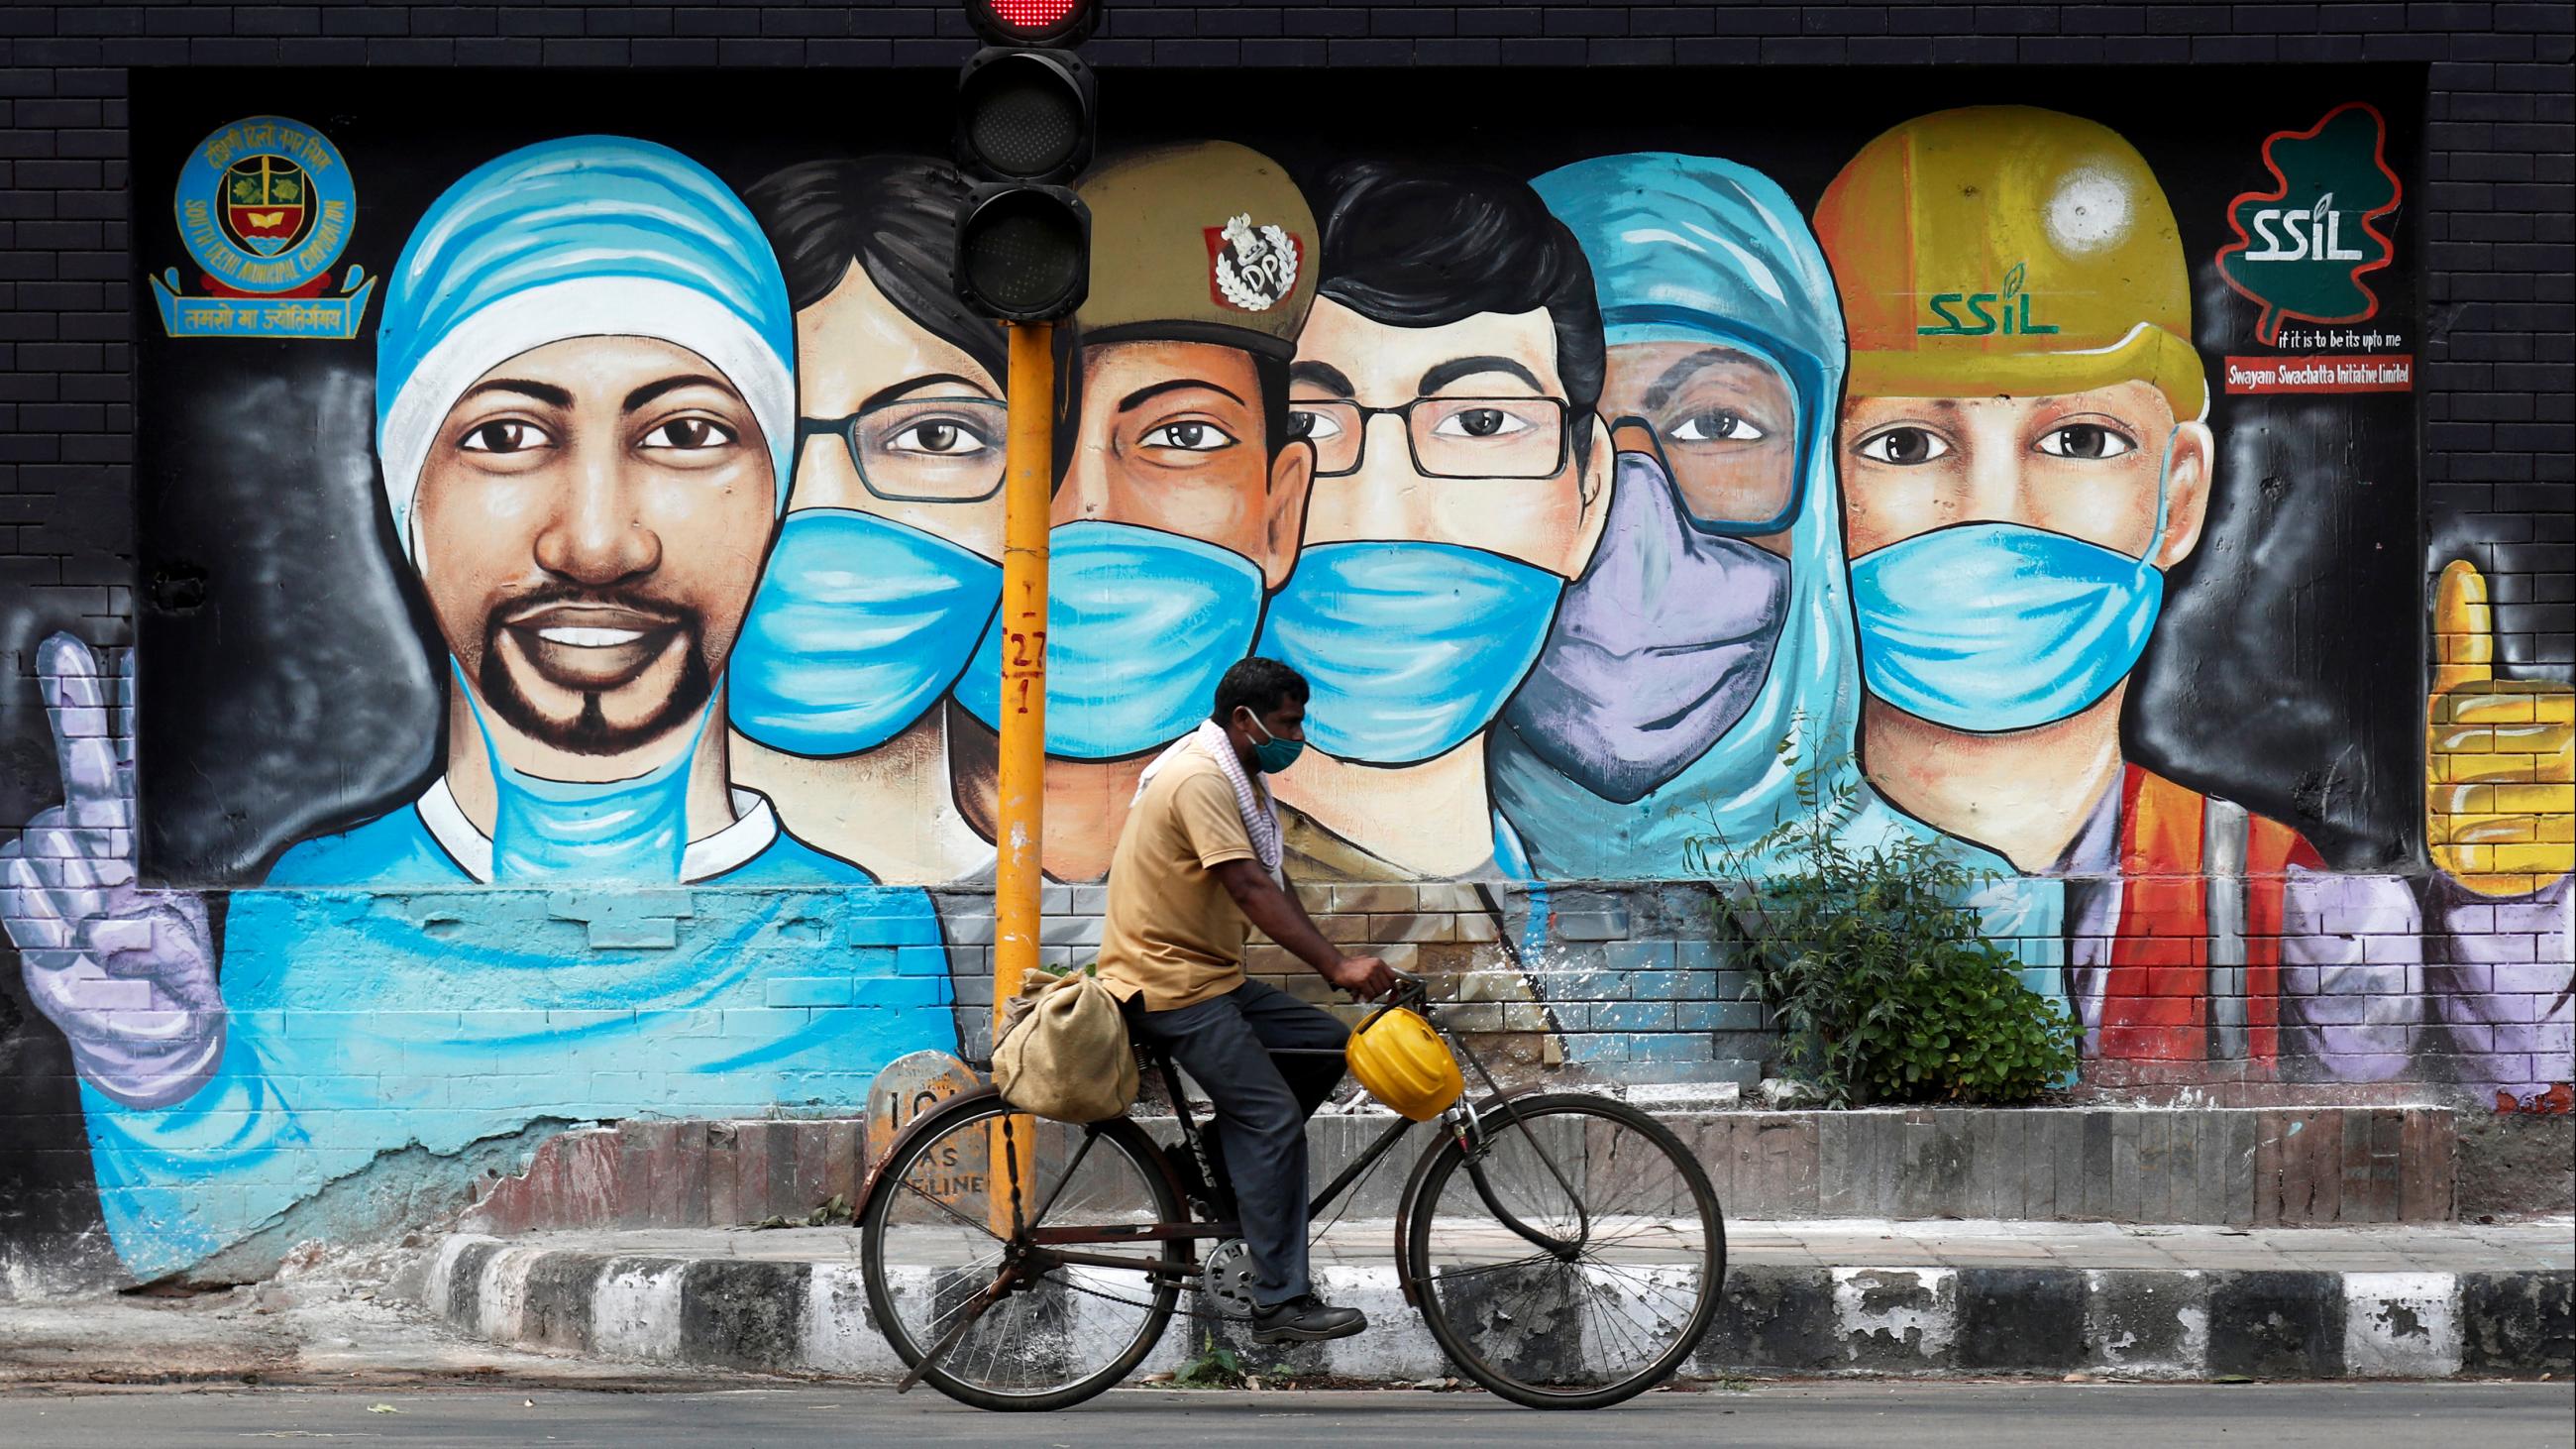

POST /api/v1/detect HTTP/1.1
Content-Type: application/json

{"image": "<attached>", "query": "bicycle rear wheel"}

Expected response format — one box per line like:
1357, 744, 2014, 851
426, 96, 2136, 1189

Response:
1402, 1093, 1724, 1409
860, 1089, 1186, 1411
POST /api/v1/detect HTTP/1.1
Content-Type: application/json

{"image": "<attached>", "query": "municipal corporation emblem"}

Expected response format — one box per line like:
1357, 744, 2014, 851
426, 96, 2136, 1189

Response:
1206, 213, 1301, 313
150, 115, 376, 341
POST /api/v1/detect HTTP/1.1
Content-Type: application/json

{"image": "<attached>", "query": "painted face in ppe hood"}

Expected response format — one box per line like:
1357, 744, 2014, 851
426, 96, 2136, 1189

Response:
1495, 153, 1871, 877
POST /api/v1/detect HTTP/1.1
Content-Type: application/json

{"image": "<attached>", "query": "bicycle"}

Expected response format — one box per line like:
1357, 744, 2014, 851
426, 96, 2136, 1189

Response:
852, 971, 1726, 1411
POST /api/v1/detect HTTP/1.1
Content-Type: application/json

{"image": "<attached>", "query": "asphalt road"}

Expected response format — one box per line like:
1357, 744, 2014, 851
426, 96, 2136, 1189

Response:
1, 1381, 2569, 1447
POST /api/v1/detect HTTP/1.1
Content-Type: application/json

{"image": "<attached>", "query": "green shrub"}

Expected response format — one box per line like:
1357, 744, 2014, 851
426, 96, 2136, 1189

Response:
1681, 727, 2081, 1107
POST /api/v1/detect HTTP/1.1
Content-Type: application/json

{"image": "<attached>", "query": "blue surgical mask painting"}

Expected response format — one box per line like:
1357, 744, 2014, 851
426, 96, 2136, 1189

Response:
728, 509, 1005, 756
1497, 153, 1901, 878
1850, 522, 2167, 732
1255, 542, 1564, 765
955, 520, 1265, 760
454, 659, 707, 882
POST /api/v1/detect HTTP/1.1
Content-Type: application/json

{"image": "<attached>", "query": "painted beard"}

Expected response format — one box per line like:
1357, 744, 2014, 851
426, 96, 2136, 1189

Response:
476, 585, 715, 757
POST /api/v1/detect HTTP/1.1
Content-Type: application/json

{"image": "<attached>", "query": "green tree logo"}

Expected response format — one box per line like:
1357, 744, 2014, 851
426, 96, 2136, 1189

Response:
2217, 103, 2402, 345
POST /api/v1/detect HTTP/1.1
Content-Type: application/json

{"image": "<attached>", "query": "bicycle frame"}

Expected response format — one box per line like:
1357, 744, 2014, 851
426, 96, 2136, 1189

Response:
976, 980, 1593, 1299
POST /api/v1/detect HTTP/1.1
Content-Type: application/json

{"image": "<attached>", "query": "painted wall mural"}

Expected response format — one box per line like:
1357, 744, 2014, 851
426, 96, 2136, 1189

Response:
0, 65, 2564, 1284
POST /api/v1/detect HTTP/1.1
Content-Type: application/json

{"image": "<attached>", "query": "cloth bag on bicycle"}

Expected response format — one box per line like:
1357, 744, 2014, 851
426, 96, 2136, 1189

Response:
992, 968, 1140, 1123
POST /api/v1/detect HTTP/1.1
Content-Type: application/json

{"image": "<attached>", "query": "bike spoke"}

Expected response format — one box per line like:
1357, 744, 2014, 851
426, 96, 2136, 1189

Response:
1408, 1097, 1722, 1407
865, 1100, 1185, 1408
896, 1173, 1008, 1242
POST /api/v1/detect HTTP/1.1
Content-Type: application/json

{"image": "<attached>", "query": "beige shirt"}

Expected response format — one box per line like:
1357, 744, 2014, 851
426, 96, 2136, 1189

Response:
1097, 742, 1261, 1012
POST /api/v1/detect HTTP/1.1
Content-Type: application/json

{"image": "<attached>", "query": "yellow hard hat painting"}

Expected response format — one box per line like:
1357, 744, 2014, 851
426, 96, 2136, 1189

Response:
1814, 106, 2208, 421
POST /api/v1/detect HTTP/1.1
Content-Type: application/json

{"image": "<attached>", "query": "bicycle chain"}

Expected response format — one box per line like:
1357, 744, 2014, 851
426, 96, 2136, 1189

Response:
1049, 1270, 1257, 1324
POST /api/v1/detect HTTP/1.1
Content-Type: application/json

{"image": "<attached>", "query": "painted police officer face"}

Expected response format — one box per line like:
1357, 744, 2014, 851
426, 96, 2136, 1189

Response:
413, 335, 775, 757
1053, 339, 1311, 587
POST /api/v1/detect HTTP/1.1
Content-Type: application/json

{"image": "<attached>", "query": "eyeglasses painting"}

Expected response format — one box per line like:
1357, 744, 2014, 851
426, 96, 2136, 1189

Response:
795, 395, 1009, 502
1286, 396, 1570, 480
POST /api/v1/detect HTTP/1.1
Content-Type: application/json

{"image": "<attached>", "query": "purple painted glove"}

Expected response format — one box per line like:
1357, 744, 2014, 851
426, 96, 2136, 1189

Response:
1, 633, 221, 1107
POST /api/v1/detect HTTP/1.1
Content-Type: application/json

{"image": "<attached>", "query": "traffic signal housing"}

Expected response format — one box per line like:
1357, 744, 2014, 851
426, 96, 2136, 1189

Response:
951, 0, 1098, 322
954, 47, 1095, 185
954, 183, 1090, 322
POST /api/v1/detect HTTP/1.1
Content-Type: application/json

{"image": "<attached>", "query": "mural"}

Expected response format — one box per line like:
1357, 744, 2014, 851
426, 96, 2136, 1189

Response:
0, 66, 2563, 1283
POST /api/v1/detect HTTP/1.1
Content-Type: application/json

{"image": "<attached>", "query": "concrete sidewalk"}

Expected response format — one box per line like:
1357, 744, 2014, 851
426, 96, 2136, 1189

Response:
420, 1218, 2575, 1384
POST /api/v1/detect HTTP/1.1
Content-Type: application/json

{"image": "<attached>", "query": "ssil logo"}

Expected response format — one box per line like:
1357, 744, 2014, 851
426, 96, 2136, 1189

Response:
1917, 262, 2060, 338
2218, 102, 2403, 346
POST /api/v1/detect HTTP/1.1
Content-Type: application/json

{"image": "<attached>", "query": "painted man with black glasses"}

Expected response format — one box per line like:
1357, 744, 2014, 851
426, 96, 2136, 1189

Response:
1259, 163, 1612, 881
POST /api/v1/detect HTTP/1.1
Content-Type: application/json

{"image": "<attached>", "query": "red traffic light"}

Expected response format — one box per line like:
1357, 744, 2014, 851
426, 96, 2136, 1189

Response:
965, 0, 1098, 48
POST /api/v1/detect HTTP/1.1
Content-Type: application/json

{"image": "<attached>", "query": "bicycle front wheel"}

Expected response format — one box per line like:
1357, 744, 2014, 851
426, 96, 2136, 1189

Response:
1402, 1093, 1724, 1410
860, 1089, 1185, 1411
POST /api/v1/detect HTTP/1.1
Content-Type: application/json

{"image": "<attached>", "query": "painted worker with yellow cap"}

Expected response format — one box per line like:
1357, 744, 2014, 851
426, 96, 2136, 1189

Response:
1813, 107, 2574, 1091
948, 141, 1321, 885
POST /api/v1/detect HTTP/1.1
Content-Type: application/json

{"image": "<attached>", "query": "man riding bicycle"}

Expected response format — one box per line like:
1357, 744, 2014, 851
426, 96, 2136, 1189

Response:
1097, 657, 1398, 1345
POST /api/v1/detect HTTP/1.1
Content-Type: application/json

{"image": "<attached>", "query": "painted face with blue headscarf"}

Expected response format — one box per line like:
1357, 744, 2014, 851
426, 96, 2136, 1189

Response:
1491, 154, 1875, 877
374, 136, 798, 881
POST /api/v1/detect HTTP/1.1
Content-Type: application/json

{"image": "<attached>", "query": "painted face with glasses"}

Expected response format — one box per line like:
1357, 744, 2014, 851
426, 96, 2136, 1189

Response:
727, 261, 1010, 761
1260, 296, 1609, 797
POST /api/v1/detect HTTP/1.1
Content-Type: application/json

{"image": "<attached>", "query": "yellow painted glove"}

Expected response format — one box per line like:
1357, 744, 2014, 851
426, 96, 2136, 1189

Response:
2427, 560, 2575, 897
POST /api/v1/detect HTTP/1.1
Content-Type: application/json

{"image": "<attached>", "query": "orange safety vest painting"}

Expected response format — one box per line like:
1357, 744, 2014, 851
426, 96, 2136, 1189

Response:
2096, 765, 2327, 1062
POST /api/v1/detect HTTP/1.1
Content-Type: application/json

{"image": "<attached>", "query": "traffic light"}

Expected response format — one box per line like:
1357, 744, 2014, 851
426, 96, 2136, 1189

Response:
955, 47, 1095, 184
952, 0, 1098, 321
963, 0, 1099, 49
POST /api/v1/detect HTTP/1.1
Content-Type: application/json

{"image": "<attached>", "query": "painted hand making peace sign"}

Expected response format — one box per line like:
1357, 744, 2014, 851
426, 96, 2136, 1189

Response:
0, 633, 222, 1107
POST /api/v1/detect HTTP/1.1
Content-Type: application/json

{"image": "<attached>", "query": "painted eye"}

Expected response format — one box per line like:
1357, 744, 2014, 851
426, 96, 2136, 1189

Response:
2035, 424, 2138, 460
887, 417, 997, 456
641, 417, 737, 451
1286, 408, 1343, 442
1669, 409, 1767, 443
459, 420, 551, 454
1144, 421, 1236, 451
1432, 407, 1532, 439
1854, 426, 1950, 466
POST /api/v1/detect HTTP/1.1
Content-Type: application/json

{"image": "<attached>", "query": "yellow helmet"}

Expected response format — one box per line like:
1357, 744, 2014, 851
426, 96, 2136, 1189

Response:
1815, 105, 2207, 421
1346, 1006, 1464, 1122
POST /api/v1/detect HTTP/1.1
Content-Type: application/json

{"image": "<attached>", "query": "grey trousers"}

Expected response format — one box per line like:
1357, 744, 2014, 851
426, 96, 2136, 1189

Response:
1127, 977, 1348, 1308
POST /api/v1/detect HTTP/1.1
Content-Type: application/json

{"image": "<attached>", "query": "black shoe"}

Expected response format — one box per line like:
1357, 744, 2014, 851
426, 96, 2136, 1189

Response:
1251, 1293, 1366, 1344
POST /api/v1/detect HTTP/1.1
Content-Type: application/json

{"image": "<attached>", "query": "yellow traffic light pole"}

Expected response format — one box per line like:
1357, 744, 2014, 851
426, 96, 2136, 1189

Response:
988, 320, 1052, 1235
994, 319, 1052, 1040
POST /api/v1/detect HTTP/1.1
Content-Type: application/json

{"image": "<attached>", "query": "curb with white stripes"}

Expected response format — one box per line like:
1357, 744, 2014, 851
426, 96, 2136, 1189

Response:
422, 1235, 2573, 1382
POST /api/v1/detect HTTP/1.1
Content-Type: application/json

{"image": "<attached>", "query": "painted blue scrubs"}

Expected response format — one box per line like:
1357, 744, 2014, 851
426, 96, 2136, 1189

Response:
82, 795, 954, 1279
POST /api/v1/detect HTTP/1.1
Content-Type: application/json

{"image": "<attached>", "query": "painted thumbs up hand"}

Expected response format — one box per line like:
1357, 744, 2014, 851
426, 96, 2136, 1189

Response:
0, 634, 222, 1107
2427, 561, 2576, 899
